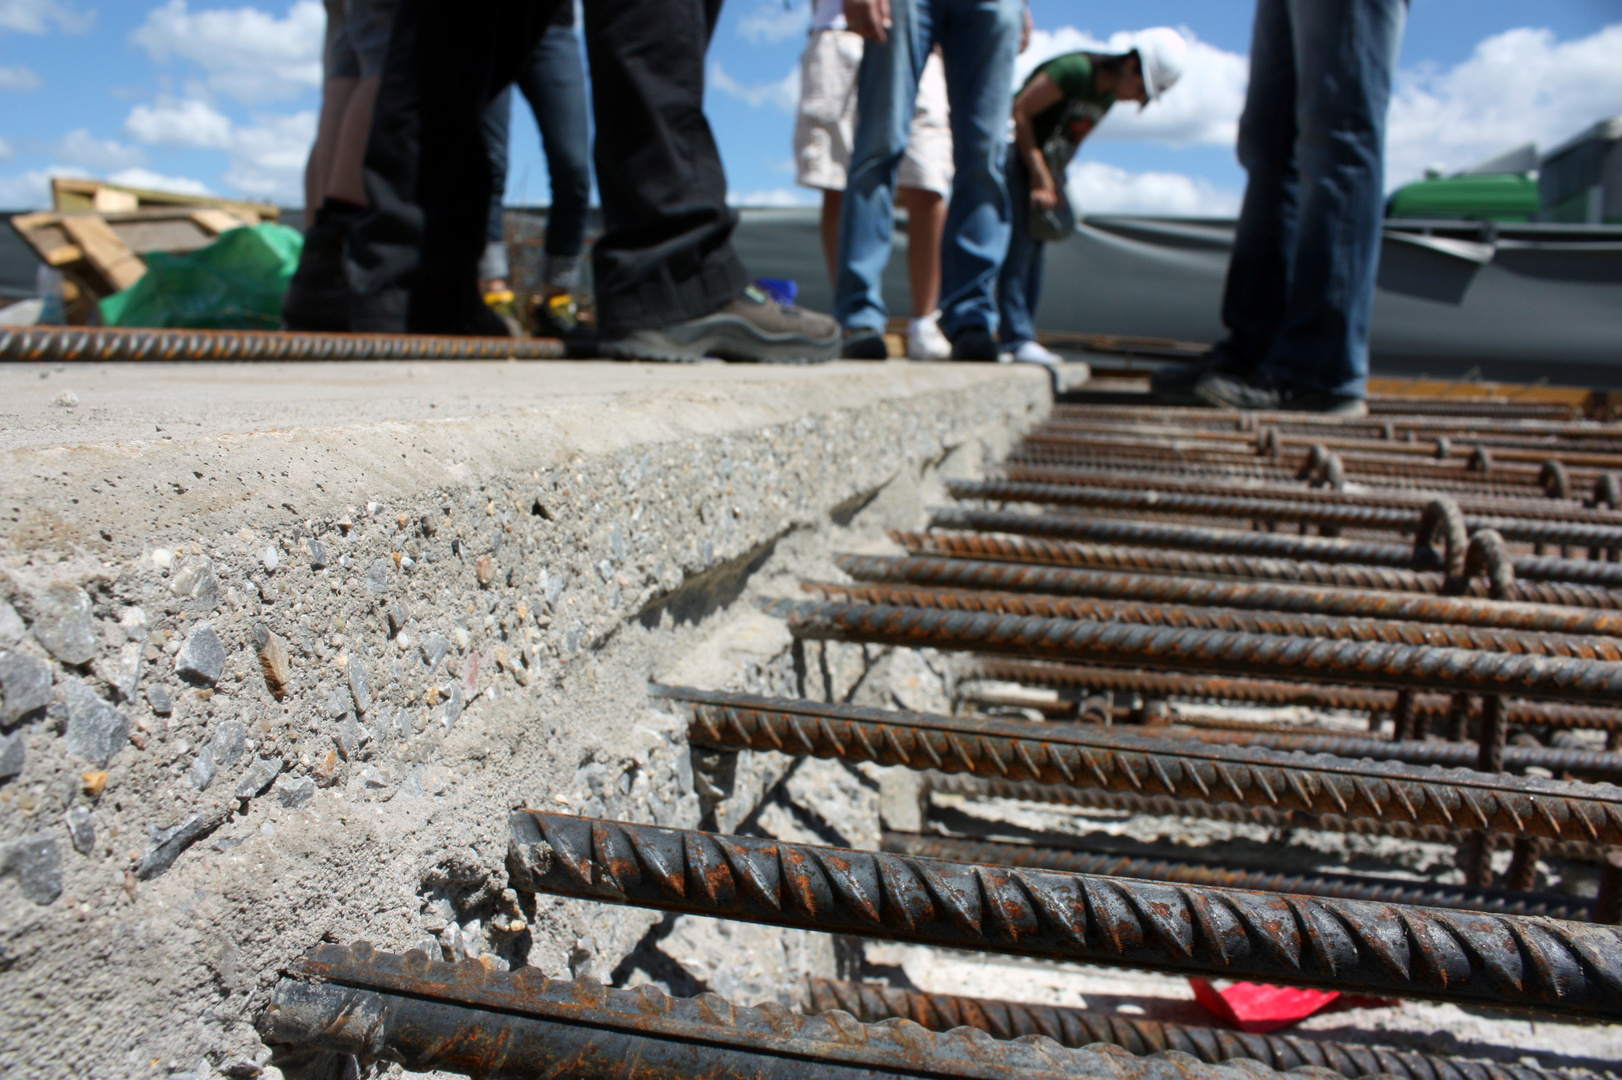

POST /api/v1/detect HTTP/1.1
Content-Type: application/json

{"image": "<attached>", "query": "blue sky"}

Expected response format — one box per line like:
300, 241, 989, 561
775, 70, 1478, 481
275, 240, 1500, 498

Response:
0, 0, 1618, 212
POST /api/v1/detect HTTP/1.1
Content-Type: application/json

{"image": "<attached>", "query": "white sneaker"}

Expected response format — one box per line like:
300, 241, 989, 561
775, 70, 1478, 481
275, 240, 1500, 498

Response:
907, 312, 952, 361
1011, 340, 1065, 367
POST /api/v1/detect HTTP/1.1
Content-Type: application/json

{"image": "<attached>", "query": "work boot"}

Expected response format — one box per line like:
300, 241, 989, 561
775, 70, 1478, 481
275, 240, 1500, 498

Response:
949, 326, 999, 361
599, 284, 839, 363
841, 329, 889, 360
1193, 370, 1368, 416
281, 218, 351, 332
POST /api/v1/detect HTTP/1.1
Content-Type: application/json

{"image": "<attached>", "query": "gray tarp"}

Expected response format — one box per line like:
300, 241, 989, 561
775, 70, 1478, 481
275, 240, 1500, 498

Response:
732, 209, 1622, 387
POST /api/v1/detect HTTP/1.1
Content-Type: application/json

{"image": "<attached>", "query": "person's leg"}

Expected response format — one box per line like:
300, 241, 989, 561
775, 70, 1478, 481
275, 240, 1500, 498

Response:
833, 0, 931, 336
820, 189, 843, 291
1255, 0, 1406, 399
996, 145, 1036, 348
900, 187, 944, 318
478, 86, 513, 289
327, 75, 383, 205
306, 78, 357, 213
582, 0, 748, 335
933, 0, 1020, 351
516, 23, 592, 292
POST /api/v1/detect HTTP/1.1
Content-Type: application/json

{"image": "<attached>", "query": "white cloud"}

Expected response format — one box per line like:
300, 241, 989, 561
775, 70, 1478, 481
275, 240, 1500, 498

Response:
125, 94, 315, 201
1386, 23, 1622, 187
0, 64, 40, 90
738, 1, 806, 44
0, 137, 12, 162
1066, 160, 1240, 217
107, 167, 214, 195
0, 165, 88, 209
727, 186, 819, 207
125, 97, 234, 148
1019, 27, 1246, 148
132, 0, 324, 104
0, 0, 92, 34
709, 60, 800, 113
55, 128, 148, 169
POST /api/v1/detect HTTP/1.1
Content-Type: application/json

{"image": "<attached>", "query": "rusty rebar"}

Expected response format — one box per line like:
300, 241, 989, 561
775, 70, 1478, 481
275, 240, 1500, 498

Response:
963, 657, 1622, 733
509, 811, 1622, 1018
767, 597, 1622, 706
844, 552, 1622, 637
805, 978, 1562, 1080
919, 772, 1611, 864
0, 324, 565, 361
264, 943, 1327, 1080
662, 686, 1622, 844
947, 480, 1622, 552
807, 578, 1622, 660
1047, 403, 1589, 432
879, 833, 1593, 920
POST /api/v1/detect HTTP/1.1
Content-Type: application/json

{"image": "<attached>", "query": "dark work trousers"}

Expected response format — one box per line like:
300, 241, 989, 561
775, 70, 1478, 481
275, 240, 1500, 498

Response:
348, 0, 747, 336
582, 0, 748, 335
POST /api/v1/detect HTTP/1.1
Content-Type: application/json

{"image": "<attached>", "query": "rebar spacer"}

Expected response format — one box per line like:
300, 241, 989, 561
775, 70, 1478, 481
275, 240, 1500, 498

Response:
1416, 496, 1469, 579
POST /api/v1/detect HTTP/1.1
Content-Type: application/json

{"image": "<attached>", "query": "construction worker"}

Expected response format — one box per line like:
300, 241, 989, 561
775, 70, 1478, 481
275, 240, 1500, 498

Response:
998, 27, 1186, 366
1156, 0, 1408, 415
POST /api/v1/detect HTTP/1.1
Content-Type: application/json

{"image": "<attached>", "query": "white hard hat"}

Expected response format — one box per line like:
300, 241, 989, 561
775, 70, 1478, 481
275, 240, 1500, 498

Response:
1133, 26, 1187, 103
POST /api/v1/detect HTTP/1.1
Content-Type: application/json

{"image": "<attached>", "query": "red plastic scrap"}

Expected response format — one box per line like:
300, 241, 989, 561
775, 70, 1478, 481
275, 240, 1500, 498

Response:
1189, 978, 1340, 1034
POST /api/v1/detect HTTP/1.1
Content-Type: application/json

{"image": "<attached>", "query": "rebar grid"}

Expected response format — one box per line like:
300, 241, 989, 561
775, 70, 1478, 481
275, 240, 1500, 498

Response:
804, 978, 1559, 1080
661, 687, 1622, 843
508, 810, 1622, 1018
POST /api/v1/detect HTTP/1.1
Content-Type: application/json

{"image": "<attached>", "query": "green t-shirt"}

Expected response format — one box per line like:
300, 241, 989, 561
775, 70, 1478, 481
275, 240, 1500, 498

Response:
1025, 53, 1115, 175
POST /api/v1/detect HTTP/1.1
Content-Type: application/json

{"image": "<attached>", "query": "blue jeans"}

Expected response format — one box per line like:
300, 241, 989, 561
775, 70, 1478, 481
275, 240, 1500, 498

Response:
997, 144, 1043, 348
1220, 0, 1406, 397
833, 0, 1021, 338
480, 23, 592, 266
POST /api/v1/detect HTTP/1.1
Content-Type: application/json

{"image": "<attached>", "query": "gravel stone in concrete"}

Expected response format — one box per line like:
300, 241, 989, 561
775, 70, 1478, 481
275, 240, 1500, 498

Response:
146, 684, 172, 715
422, 632, 448, 672
60, 677, 130, 768
347, 654, 371, 714
169, 557, 218, 605
0, 731, 23, 782
0, 600, 23, 645
234, 756, 281, 799
251, 623, 290, 700
275, 775, 315, 808
307, 539, 328, 569
137, 811, 224, 880
0, 649, 52, 726
29, 583, 95, 665
0, 836, 61, 904
367, 559, 390, 593
174, 623, 225, 685
93, 641, 141, 703
64, 806, 93, 855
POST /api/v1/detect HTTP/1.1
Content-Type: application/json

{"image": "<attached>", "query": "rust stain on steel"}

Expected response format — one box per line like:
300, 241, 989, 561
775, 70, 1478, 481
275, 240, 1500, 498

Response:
805, 977, 1559, 1080
766, 597, 1622, 706
661, 686, 1622, 844
804, 578, 1622, 660
263, 943, 1396, 1080
509, 811, 1622, 1019
947, 479, 1622, 552
880, 833, 1595, 921
919, 772, 1610, 865
0, 325, 566, 362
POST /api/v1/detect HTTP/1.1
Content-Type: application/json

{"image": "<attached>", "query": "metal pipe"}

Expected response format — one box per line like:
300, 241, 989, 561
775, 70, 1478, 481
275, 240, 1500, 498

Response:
962, 657, 1622, 733
918, 772, 1611, 865
766, 597, 1622, 706
806, 578, 1622, 660
880, 834, 1595, 920
805, 977, 1561, 1080
263, 942, 1309, 1080
509, 810, 1622, 1019
662, 686, 1622, 844
946, 480, 1622, 552
0, 325, 565, 362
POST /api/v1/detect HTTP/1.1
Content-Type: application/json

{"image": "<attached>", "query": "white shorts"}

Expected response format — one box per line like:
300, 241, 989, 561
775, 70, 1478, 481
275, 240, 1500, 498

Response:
793, 30, 953, 197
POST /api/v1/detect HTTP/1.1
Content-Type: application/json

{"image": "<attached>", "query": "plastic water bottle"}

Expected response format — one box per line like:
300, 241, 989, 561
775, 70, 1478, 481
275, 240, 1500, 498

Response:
36, 265, 65, 325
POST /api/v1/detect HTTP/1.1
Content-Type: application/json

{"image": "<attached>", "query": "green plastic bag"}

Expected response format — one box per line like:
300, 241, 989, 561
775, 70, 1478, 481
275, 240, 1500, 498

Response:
99, 222, 303, 330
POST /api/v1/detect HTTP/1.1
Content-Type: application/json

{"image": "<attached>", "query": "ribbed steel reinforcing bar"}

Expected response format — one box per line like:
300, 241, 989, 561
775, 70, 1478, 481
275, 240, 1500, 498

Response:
806, 578, 1622, 661
658, 686, 1622, 844
263, 942, 1336, 1080
766, 597, 1622, 706
946, 479, 1622, 551
962, 658, 1622, 732
918, 773, 1610, 865
880, 834, 1595, 920
508, 811, 1622, 1018
895, 530, 1622, 609
0, 325, 566, 361
804, 978, 1558, 1080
